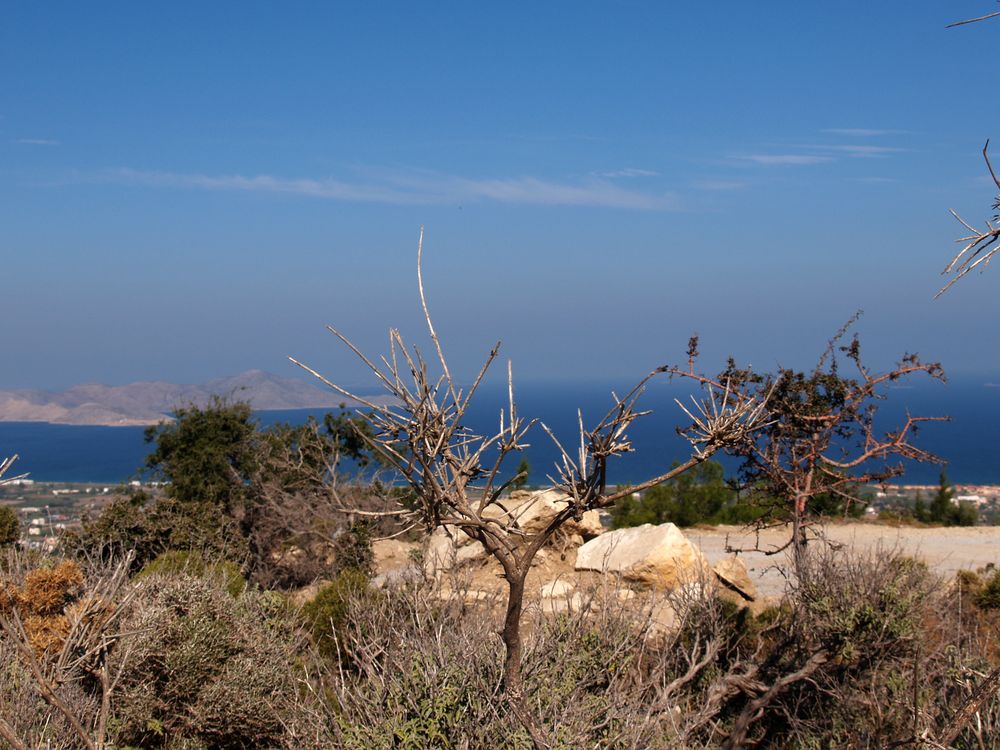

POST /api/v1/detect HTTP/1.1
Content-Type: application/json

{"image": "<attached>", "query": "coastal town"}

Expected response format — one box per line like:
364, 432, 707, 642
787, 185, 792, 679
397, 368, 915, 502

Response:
0, 478, 164, 550
5, 477, 1000, 551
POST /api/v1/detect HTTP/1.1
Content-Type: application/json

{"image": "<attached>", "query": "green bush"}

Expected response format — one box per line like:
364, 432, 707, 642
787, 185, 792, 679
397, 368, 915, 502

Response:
60, 489, 247, 572
331, 520, 375, 577
612, 460, 740, 528
974, 569, 1000, 610
137, 550, 246, 598
302, 568, 371, 664
0, 505, 19, 546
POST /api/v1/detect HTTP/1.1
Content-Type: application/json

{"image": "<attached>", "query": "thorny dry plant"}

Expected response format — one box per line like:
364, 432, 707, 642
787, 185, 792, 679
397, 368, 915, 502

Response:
937, 8, 1000, 296
666, 318, 947, 573
937, 140, 1000, 297
0, 551, 136, 750
0, 452, 136, 750
291, 227, 772, 749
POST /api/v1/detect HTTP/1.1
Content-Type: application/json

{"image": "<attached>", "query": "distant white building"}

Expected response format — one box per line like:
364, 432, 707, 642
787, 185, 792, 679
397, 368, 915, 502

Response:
956, 494, 987, 506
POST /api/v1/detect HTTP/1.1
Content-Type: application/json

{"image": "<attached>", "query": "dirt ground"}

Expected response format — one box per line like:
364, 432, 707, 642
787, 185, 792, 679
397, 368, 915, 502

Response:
685, 522, 1000, 598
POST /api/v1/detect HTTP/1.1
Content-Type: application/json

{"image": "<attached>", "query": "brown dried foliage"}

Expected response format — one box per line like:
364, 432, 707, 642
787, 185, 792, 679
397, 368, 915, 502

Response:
2, 560, 85, 657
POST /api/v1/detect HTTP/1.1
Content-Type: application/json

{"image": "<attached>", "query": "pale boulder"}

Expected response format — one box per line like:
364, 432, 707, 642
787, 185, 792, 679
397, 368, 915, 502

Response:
372, 539, 418, 576
540, 579, 575, 599
497, 490, 610, 538
423, 526, 487, 575
713, 555, 757, 602
574, 522, 712, 589
577, 509, 612, 539
539, 578, 584, 614
497, 489, 572, 534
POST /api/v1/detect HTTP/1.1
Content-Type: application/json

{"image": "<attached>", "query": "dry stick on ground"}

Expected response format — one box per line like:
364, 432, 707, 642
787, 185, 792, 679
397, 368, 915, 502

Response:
935, 666, 1000, 747
666, 324, 946, 575
290, 227, 772, 748
721, 648, 830, 750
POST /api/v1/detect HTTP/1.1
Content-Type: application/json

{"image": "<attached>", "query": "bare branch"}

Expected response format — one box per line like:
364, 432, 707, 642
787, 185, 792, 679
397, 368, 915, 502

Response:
937, 141, 1000, 297
947, 7, 1000, 27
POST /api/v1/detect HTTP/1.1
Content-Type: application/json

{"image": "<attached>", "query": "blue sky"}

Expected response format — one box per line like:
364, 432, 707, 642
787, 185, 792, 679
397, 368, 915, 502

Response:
2, 2, 998, 391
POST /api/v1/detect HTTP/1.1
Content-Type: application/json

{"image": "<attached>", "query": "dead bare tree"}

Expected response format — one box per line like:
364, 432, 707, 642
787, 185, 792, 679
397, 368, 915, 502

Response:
667, 318, 946, 574
290, 227, 771, 748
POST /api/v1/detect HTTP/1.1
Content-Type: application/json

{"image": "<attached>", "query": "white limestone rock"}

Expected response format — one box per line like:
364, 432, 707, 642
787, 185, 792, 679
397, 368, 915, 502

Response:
574, 522, 711, 590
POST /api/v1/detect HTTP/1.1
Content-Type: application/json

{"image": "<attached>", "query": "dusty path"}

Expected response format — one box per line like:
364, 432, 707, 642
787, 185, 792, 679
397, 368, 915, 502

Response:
686, 523, 1000, 598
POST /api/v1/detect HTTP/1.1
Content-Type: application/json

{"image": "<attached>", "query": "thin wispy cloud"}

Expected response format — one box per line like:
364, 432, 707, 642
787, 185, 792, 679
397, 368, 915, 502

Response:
692, 179, 746, 191
821, 128, 905, 137
735, 140, 906, 167
100, 167, 681, 211
809, 144, 905, 158
736, 154, 833, 166
14, 138, 59, 146
590, 167, 659, 178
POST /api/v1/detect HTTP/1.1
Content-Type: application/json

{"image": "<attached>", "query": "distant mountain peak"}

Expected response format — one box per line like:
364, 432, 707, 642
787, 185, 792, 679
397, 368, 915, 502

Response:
0, 370, 379, 426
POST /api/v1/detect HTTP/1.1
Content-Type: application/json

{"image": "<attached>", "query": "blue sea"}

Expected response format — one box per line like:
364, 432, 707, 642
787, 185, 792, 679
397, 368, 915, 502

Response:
1, 378, 997, 486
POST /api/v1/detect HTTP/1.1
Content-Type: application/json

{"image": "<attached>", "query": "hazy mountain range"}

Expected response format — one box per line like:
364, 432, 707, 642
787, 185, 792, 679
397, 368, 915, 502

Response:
0, 370, 376, 426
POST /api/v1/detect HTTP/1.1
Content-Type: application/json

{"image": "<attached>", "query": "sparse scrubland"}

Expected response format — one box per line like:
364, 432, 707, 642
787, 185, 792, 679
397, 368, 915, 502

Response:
2, 234, 999, 749
3, 513, 1000, 749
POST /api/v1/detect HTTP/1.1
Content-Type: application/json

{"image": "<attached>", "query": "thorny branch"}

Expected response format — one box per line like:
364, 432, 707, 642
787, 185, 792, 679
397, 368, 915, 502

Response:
290, 227, 773, 749
937, 141, 1000, 297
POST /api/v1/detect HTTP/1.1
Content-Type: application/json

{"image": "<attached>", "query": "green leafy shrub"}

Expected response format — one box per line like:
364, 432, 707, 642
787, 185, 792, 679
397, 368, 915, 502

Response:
0, 505, 19, 546
302, 568, 371, 664
61, 489, 247, 572
331, 520, 375, 577
974, 569, 1000, 610
797, 551, 930, 662
137, 550, 246, 598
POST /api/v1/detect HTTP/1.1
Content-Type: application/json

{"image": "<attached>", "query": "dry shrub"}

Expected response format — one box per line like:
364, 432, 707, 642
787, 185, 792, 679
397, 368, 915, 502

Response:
1, 559, 85, 656
317, 574, 747, 750
110, 571, 316, 749
310, 545, 1000, 749
0, 551, 134, 750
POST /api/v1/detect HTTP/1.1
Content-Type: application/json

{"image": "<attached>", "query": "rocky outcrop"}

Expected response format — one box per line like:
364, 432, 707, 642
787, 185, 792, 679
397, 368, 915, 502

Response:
421, 490, 613, 576
422, 527, 485, 576
574, 522, 712, 589
713, 555, 757, 602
